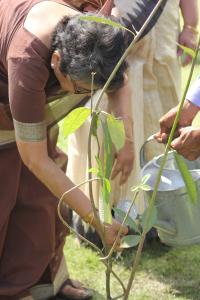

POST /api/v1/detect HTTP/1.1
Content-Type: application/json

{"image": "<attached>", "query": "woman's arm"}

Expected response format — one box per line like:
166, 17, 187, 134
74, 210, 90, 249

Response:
16, 138, 128, 244
17, 138, 93, 217
178, 0, 199, 65
180, 0, 198, 29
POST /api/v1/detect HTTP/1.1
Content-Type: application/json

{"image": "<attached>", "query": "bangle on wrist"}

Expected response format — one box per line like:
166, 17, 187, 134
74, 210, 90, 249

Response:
184, 24, 199, 34
83, 209, 98, 225
119, 115, 133, 124
125, 136, 133, 143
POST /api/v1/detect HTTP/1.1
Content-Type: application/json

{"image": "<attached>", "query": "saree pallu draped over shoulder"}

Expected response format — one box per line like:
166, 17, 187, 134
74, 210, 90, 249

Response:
0, 94, 90, 149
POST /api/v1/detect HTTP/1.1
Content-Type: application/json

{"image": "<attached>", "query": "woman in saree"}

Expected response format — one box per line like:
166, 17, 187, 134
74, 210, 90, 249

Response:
0, 0, 134, 299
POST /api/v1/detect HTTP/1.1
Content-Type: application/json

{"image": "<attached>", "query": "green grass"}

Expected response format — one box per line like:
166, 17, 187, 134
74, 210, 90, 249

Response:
64, 235, 200, 300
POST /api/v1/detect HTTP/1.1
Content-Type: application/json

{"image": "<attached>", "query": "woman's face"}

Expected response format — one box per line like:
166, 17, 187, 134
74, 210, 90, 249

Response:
59, 73, 93, 95
51, 50, 96, 94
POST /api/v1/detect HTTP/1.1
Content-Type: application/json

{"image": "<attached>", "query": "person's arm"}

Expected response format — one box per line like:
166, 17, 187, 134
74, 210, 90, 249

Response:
154, 100, 200, 160
107, 75, 134, 184
155, 75, 200, 159
154, 100, 199, 143
178, 0, 199, 65
180, 0, 198, 29
186, 76, 200, 107
16, 137, 128, 244
8, 52, 128, 247
155, 76, 200, 143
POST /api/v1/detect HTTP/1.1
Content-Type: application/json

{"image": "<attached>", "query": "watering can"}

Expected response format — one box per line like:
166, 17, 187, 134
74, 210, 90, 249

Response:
140, 135, 200, 247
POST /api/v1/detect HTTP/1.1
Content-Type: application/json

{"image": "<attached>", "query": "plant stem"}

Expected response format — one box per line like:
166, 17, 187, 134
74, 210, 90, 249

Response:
88, 112, 105, 242
123, 35, 200, 300
58, 177, 103, 250
90, 72, 96, 116
58, 178, 126, 293
106, 258, 112, 299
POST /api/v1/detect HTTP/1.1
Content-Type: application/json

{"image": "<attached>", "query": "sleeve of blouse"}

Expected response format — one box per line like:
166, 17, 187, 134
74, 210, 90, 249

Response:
7, 57, 49, 141
186, 76, 200, 108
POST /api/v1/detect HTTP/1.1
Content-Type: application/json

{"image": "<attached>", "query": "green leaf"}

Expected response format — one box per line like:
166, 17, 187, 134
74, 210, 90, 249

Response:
131, 183, 151, 192
95, 156, 103, 178
63, 107, 91, 138
97, 120, 114, 224
114, 207, 140, 233
106, 115, 125, 152
131, 185, 141, 192
121, 235, 141, 248
91, 112, 99, 137
104, 177, 111, 193
176, 42, 195, 59
88, 167, 98, 174
141, 174, 151, 184
100, 178, 112, 224
140, 184, 151, 191
174, 151, 198, 204
141, 206, 157, 232
96, 159, 112, 223
79, 16, 134, 36
101, 120, 114, 179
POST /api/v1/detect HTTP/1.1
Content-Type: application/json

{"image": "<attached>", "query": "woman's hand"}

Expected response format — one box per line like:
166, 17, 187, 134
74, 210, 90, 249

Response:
107, 75, 134, 185
111, 138, 134, 185
85, 212, 128, 250
103, 218, 128, 249
177, 26, 198, 66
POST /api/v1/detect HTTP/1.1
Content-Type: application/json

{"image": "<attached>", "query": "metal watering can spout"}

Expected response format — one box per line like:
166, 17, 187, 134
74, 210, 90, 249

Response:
140, 135, 200, 247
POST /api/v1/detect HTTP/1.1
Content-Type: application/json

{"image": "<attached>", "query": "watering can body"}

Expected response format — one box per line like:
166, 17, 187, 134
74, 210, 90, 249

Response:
140, 136, 200, 247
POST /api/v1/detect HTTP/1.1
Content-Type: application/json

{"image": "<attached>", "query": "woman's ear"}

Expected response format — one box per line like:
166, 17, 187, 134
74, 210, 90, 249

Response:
51, 50, 61, 70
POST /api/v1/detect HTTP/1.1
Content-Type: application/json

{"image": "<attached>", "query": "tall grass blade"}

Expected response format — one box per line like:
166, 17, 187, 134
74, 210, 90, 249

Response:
80, 16, 134, 36
174, 151, 198, 204
176, 43, 196, 58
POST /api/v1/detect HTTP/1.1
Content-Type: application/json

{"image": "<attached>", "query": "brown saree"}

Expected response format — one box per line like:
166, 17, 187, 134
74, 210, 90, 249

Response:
0, 0, 113, 298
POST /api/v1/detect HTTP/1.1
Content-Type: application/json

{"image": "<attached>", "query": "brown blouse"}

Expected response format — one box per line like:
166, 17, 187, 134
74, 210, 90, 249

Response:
0, 0, 113, 132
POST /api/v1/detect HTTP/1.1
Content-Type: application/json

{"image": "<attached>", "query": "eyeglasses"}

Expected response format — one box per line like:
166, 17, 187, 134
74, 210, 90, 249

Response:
69, 75, 93, 95
68, 74, 100, 95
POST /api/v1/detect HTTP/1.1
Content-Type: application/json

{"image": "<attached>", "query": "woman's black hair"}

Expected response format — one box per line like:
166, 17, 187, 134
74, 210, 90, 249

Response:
51, 13, 129, 91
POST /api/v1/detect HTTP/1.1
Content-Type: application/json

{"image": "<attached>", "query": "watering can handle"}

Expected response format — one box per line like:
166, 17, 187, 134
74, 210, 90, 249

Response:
140, 134, 155, 169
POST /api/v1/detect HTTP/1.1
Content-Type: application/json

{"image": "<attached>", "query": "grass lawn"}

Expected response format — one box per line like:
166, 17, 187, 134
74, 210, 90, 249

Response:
64, 235, 200, 300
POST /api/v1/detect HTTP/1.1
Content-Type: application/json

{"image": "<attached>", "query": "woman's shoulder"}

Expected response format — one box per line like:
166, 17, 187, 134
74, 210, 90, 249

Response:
24, 1, 79, 49
8, 25, 49, 64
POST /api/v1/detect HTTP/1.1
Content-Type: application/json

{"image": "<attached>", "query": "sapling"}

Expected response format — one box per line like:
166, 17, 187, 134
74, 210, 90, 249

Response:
58, 1, 200, 299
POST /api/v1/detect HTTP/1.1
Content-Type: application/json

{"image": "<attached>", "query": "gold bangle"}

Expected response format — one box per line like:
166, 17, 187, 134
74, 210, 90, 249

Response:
117, 115, 133, 124
83, 210, 97, 225
184, 24, 199, 34
125, 136, 134, 143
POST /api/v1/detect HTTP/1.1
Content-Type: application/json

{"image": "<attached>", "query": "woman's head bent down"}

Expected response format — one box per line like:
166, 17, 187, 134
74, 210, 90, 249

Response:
50, 13, 129, 94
